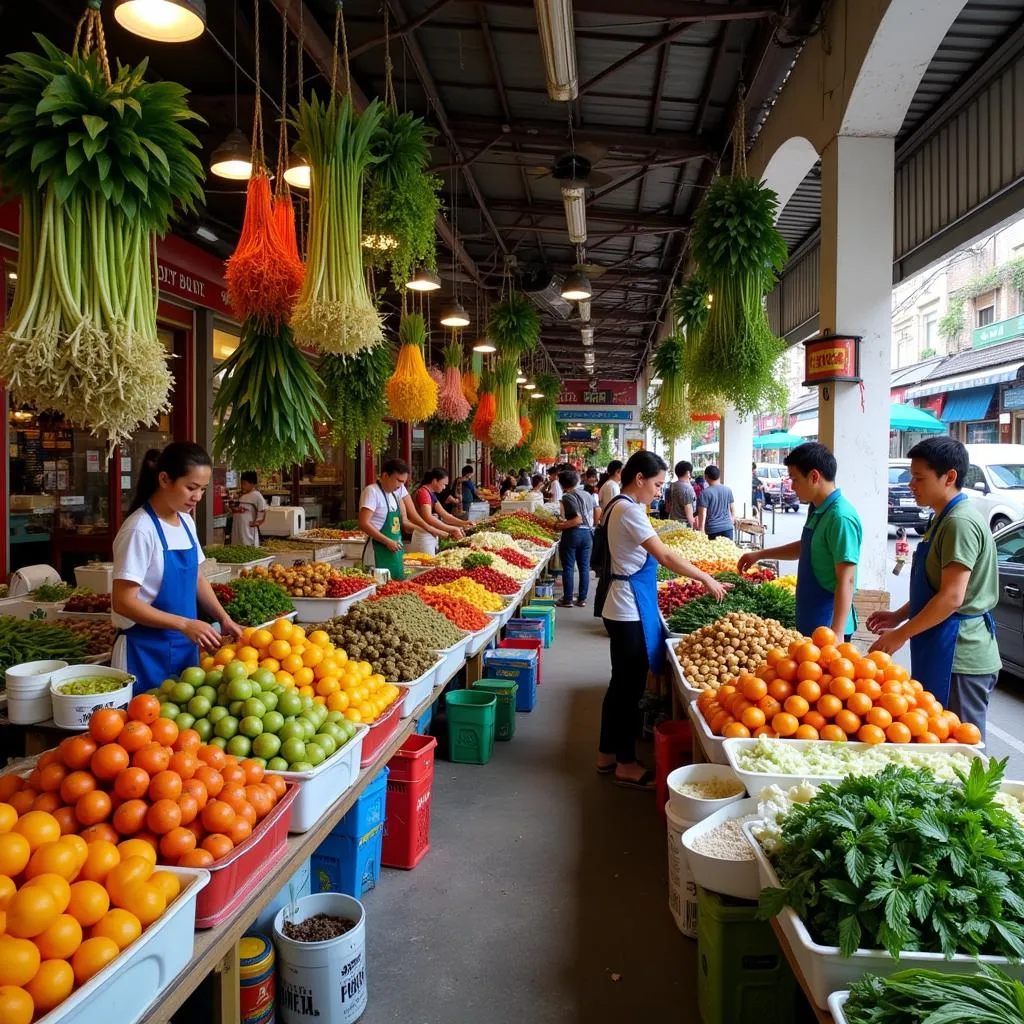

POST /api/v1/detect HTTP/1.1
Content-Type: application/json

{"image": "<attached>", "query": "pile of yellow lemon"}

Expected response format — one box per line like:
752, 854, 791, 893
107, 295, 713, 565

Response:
199, 618, 402, 725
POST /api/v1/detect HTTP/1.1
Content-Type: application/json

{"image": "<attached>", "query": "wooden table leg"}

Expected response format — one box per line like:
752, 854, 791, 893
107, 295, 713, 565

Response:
214, 942, 241, 1024
466, 652, 484, 686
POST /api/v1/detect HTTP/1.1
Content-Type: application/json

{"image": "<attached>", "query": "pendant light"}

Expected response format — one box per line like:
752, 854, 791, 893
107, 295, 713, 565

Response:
561, 270, 592, 302
516, 372, 527, 384
114, 0, 206, 42
284, 152, 310, 189
440, 301, 470, 328
407, 267, 441, 292
437, 162, 470, 327
523, 381, 537, 390
210, 4, 252, 180
472, 337, 496, 353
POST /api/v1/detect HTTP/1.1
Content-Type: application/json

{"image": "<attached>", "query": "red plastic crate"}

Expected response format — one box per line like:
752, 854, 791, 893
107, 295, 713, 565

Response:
192, 782, 298, 928
359, 699, 404, 768
387, 734, 437, 784
381, 770, 433, 870
498, 637, 543, 684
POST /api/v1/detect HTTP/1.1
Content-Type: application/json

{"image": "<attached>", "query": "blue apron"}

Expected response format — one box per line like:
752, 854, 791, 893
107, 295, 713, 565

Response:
795, 490, 843, 637
123, 504, 200, 695
908, 492, 996, 706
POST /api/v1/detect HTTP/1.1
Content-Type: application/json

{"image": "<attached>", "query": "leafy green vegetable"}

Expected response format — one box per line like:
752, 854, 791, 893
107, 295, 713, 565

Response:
667, 579, 795, 632
212, 578, 294, 627
462, 552, 493, 570
204, 545, 266, 565
759, 758, 1024, 961
320, 344, 393, 457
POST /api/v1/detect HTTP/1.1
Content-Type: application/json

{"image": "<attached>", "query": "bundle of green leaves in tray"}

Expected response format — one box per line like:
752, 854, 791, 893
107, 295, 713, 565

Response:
667, 578, 795, 633
210, 579, 294, 627
205, 545, 267, 564
28, 582, 84, 603
758, 758, 1024, 960
0, 617, 88, 680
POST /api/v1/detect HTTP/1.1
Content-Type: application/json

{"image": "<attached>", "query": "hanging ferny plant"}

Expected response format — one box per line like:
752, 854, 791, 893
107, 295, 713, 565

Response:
489, 354, 523, 450
425, 413, 471, 447
291, 92, 384, 354
320, 343, 393, 458
386, 312, 437, 422
672, 273, 724, 421
652, 333, 689, 443
595, 423, 617, 466
490, 445, 526, 475
488, 291, 540, 356
472, 368, 496, 443
436, 340, 472, 423
0, 27, 204, 451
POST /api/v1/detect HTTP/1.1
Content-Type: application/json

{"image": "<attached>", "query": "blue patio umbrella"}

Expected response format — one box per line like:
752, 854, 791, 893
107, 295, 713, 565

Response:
752, 431, 804, 449
890, 402, 943, 432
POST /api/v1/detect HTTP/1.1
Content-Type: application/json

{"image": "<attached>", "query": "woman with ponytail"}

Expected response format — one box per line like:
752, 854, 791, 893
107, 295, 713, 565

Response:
112, 443, 242, 693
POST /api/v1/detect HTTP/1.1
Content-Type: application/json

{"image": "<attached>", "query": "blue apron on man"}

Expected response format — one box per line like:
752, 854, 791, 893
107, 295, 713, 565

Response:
908, 493, 996, 706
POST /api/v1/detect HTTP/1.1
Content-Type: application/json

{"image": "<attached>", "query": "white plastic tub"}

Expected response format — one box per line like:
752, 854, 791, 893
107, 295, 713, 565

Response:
50, 665, 134, 729
6, 659, 66, 724
686, 699, 729, 765
660, 609, 683, 639
222, 555, 276, 578
264, 725, 367, 833
723, 737, 987, 797
665, 762, 745, 821
742, 820, 1024, 1008
434, 632, 471, 684
290, 584, 376, 624
74, 562, 114, 593
56, 610, 112, 622
828, 992, 849, 1023
40, 866, 209, 1024
681, 797, 760, 901
666, 639, 704, 701
396, 659, 443, 718
466, 616, 500, 658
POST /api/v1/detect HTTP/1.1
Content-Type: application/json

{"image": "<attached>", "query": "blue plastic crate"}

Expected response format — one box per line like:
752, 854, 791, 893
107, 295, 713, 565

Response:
415, 701, 434, 735
336, 766, 389, 838
312, 824, 384, 898
252, 858, 311, 935
483, 649, 538, 712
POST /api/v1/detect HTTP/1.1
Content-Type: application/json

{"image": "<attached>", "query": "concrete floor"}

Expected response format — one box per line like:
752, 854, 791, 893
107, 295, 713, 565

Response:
362, 604, 696, 1024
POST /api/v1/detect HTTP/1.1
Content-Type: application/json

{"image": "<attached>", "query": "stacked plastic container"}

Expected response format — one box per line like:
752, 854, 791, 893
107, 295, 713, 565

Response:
5, 659, 65, 724
382, 734, 437, 869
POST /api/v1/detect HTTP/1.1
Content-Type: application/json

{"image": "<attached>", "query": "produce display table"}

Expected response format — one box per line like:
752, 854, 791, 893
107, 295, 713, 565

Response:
769, 919, 835, 1024
0, 710, 69, 762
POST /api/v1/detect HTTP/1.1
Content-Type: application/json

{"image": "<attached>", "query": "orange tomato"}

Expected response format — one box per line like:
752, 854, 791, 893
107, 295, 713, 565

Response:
117, 722, 152, 754
801, 711, 827, 732
34, 913, 82, 960
149, 718, 179, 749
865, 706, 893, 729
90, 744, 129, 781
13, 811, 61, 852
0, 984, 35, 1024
854, 657, 879, 680
265, 775, 287, 800
31, 792, 62, 815
132, 743, 170, 776
767, 679, 792, 702
201, 833, 234, 860
829, 677, 856, 701
116, 839, 157, 867
816, 694, 843, 719
6, 885, 59, 938
811, 626, 837, 648
917, 731, 941, 744
899, 711, 928, 737
25, 841, 77, 882
879, 692, 909, 718
26, 959, 75, 1014
783, 694, 809, 719
79, 841, 120, 885
89, 709, 126, 745
228, 818, 253, 845
775, 658, 798, 682
173, 729, 202, 754
830, 658, 855, 680
194, 767, 224, 798
197, 745, 227, 770
178, 848, 215, 868
89, 908, 141, 950
0, 935, 40, 987
112, 799, 149, 837
819, 724, 847, 742
117, 882, 165, 927
772, 712, 799, 737
741, 707, 766, 731
67, 881, 109, 928
883, 663, 909, 683
144, 800, 181, 836
37, 763, 66, 794
0, 833, 31, 877
149, 870, 181, 904
817, 644, 840, 666
954, 722, 982, 745
795, 679, 822, 703
201, 800, 236, 834
740, 676, 767, 702
79, 823, 120, 846
834, 710, 861, 735
765, 647, 785, 667
105, 857, 153, 909
51, 807, 79, 837
794, 724, 820, 740
75, 790, 112, 828
168, 753, 198, 781
857, 724, 886, 745
241, 760, 265, 786
159, 827, 197, 862
24, 874, 70, 915
885, 721, 912, 743
845, 692, 873, 717
127, 694, 161, 725
148, 771, 182, 803
112, 767, 149, 802
72, 936, 119, 984
8, 791, 36, 817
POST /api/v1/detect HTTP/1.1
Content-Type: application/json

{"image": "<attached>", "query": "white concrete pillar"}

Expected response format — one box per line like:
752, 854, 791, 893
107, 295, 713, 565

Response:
719, 409, 754, 511
675, 434, 692, 465
817, 135, 894, 591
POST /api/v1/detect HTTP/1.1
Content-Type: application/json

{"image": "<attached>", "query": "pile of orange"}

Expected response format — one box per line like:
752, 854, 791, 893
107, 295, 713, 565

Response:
199, 618, 399, 724
696, 625, 983, 745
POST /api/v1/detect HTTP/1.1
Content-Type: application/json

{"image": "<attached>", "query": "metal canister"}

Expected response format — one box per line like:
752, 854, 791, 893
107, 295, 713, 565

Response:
239, 933, 275, 1024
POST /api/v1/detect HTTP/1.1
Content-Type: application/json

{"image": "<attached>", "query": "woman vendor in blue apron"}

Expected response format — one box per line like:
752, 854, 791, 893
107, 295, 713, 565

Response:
595, 451, 729, 789
111, 444, 242, 695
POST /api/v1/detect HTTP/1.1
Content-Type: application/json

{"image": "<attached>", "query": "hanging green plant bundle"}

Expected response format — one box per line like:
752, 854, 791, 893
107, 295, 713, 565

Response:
291, 93, 384, 355
489, 354, 523, 450
213, 319, 328, 471
690, 176, 788, 415
530, 371, 561, 463
425, 412, 471, 447
0, 33, 204, 450
490, 445, 527, 475
363, 109, 442, 287
595, 424, 617, 466
386, 312, 437, 422
672, 273, 726, 421
488, 292, 540, 356
652, 333, 689, 442
320, 343, 393, 457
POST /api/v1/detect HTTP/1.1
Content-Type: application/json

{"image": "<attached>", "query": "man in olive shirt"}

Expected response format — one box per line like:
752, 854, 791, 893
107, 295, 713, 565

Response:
868, 436, 1000, 740
666, 460, 696, 526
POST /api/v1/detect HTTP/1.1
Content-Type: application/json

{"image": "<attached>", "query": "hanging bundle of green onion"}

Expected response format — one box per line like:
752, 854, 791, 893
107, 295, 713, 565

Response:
386, 312, 437, 422
291, 93, 384, 355
489, 354, 523, 450
320, 343, 393, 457
689, 176, 789, 415
595, 424, 617, 466
487, 292, 539, 450
213, 319, 328, 471
530, 371, 561, 463
652, 333, 689, 442
0, 34, 204, 452
363, 109, 441, 287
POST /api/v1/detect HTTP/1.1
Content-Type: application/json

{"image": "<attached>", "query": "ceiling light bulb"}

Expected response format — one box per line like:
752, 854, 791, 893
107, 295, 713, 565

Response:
195, 226, 219, 243
516, 374, 527, 384
209, 128, 252, 180
560, 271, 592, 302
439, 301, 470, 328
7, 272, 16, 281
530, 391, 544, 400
113, 0, 206, 43
523, 382, 537, 391
406, 267, 441, 292
283, 153, 311, 190
472, 338, 496, 353
561, 184, 587, 244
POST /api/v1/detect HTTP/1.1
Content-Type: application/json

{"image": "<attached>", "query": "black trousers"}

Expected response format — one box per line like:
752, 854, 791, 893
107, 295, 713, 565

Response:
600, 618, 649, 764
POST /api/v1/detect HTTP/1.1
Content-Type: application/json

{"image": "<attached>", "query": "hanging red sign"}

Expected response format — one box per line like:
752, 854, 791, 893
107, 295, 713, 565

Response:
803, 332, 861, 387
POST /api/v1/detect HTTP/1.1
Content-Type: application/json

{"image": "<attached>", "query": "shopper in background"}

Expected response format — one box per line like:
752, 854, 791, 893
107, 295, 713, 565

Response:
553, 469, 595, 608
740, 442, 861, 639
460, 464, 480, 514
583, 467, 600, 495
230, 471, 267, 547
499, 472, 517, 497
666, 461, 697, 527
517, 468, 531, 489
598, 460, 623, 508
867, 436, 1000, 739
752, 462, 766, 521
113, 443, 242, 693
543, 465, 563, 504
597, 450, 728, 788
695, 465, 735, 540
529, 474, 545, 495
359, 458, 418, 580
408, 467, 465, 555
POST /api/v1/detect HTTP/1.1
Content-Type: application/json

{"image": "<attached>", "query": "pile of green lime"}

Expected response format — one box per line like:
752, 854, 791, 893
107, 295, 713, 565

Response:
149, 663, 360, 771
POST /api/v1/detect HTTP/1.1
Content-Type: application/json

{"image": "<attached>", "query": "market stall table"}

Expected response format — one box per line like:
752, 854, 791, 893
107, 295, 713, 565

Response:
769, 919, 835, 1024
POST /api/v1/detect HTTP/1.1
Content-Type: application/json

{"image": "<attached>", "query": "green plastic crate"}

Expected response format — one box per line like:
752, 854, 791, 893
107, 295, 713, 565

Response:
472, 679, 518, 740
445, 690, 497, 764
696, 886, 797, 1024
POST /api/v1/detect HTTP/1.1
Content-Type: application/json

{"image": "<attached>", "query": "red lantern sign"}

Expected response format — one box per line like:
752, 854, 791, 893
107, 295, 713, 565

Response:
803, 332, 861, 387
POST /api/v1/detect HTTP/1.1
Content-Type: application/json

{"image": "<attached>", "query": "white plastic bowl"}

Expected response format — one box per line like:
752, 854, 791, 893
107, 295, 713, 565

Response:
681, 797, 760, 900
6, 659, 68, 695
49, 665, 134, 729
665, 763, 745, 821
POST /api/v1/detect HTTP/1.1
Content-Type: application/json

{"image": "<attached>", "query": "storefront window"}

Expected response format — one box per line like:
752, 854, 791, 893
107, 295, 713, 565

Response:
966, 421, 999, 444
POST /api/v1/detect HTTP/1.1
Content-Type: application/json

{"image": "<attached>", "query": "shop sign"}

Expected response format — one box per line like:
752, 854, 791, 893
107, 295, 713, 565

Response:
555, 409, 633, 421
156, 260, 232, 316
803, 332, 861, 386
557, 379, 637, 406
973, 314, 1024, 350
1003, 385, 1024, 411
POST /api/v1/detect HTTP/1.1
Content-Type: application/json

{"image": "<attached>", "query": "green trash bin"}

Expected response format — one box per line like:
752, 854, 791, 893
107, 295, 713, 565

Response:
473, 679, 518, 741
445, 690, 497, 764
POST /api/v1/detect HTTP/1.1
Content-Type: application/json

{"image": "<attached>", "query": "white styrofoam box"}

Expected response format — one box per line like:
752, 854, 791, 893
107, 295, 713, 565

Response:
396, 658, 443, 718
435, 632, 471, 685
261, 506, 306, 537
467, 501, 491, 522
39, 866, 209, 1024
205, 569, 233, 584
50, 665, 134, 730
8, 564, 61, 597
498, 595, 520, 627
828, 992, 849, 1023
264, 724, 367, 833
681, 798, 760, 901
289, 584, 376, 624
466, 616, 500, 658
666, 639, 703, 701
224, 555, 276, 579
199, 559, 224, 579
741, 820, 1024, 1009
74, 562, 114, 593
687, 699, 729, 765
16, 600, 67, 620
723, 737, 988, 798
665, 762, 745, 821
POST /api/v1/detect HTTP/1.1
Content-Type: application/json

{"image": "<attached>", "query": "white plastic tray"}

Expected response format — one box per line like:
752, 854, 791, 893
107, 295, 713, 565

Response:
742, 820, 1024, 1008
723, 737, 987, 797
687, 699, 729, 765
666, 639, 704, 701
40, 866, 209, 1024
225, 555, 276, 578
828, 992, 849, 1023
55, 610, 112, 621
396, 658, 444, 718
289, 583, 376, 623
264, 724, 367, 833
659, 609, 683, 639
466, 616, 501, 658
498, 595, 519, 627
681, 798, 760, 901
434, 632, 471, 685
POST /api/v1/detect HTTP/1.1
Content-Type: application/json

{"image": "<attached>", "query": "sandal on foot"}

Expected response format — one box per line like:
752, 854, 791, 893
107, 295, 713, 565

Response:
596, 763, 616, 775
615, 769, 656, 791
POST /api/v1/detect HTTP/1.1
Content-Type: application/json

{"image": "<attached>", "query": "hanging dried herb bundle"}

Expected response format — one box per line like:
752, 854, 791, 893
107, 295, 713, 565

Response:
363, 109, 441, 286
689, 176, 788, 415
213, 320, 327, 470
291, 93, 384, 354
386, 312, 437, 422
320, 343, 392, 457
472, 368, 496, 443
436, 340, 472, 423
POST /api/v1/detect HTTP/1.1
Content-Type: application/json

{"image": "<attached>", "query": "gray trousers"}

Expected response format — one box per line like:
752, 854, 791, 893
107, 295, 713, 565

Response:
949, 672, 999, 744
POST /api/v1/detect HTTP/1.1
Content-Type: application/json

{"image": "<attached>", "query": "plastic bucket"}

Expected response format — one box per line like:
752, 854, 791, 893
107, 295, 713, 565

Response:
654, 719, 694, 817
7, 693, 53, 725
273, 892, 367, 1024
472, 679, 518, 740
49, 665, 134, 729
666, 803, 698, 938
444, 690, 497, 764
6, 659, 67, 696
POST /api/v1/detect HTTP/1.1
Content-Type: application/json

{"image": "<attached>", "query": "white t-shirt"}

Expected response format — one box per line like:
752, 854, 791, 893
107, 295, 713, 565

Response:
547, 479, 563, 504
599, 479, 621, 508
359, 483, 409, 531
231, 490, 267, 547
603, 497, 656, 622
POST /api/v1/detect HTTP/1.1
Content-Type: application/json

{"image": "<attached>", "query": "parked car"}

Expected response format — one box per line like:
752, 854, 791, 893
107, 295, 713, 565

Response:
754, 463, 800, 511
964, 444, 1024, 532
888, 459, 931, 535
993, 519, 1024, 675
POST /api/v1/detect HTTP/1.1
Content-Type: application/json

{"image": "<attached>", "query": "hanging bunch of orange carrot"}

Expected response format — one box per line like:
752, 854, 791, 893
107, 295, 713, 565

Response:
472, 368, 497, 443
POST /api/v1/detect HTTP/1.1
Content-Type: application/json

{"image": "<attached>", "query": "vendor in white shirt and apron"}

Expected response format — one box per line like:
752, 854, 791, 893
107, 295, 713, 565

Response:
358, 458, 429, 581
230, 471, 267, 547
408, 468, 465, 556
111, 444, 242, 694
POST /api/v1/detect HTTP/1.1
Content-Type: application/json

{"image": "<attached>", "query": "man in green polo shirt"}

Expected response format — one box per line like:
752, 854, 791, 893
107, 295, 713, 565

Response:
868, 435, 1000, 741
738, 442, 861, 639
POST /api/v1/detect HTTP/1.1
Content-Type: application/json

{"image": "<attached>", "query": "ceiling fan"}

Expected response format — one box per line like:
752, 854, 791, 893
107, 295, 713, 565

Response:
524, 145, 613, 188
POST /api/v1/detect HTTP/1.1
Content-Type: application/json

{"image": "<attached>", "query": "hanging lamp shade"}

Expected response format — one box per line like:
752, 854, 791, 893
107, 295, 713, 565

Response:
440, 301, 470, 328
472, 337, 496, 353
210, 128, 253, 180
283, 152, 311, 189
113, 0, 206, 42
560, 271, 592, 301
523, 382, 537, 390
407, 267, 441, 292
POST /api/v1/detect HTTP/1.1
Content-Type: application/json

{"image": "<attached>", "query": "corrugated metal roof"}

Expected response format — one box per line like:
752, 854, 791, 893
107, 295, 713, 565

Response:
918, 338, 1024, 380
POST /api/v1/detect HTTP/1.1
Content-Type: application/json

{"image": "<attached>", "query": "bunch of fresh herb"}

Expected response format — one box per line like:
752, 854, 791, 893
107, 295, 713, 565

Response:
215, 578, 294, 627
462, 552, 493, 570
320, 343, 393, 457
758, 758, 1024, 960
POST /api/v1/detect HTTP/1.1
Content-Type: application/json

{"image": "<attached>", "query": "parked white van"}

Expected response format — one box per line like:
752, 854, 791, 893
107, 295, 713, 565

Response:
963, 444, 1024, 532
